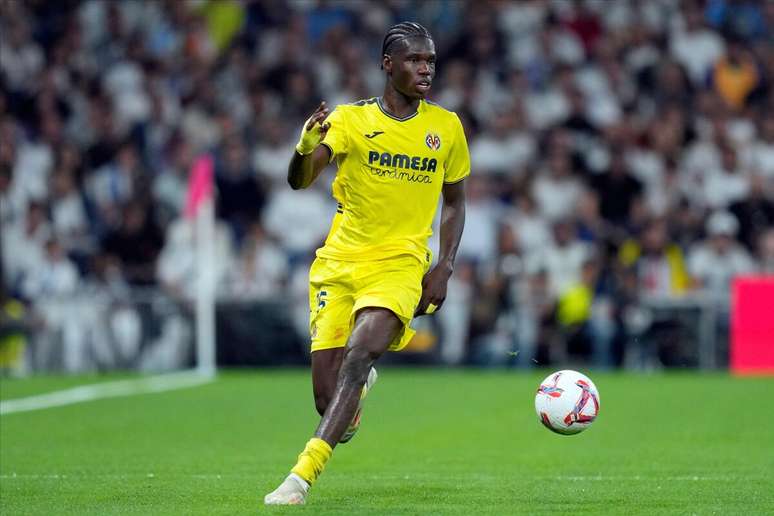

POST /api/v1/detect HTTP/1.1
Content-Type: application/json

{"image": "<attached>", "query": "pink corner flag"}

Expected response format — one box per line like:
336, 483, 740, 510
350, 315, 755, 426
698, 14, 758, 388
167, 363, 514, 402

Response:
184, 154, 214, 219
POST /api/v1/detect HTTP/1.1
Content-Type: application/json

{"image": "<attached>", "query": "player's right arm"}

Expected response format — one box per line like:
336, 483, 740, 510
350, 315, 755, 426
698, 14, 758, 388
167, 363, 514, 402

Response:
287, 102, 332, 190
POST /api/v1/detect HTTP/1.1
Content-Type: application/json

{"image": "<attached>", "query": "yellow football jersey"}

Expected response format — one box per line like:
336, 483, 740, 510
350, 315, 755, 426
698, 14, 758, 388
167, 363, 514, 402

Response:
318, 97, 470, 263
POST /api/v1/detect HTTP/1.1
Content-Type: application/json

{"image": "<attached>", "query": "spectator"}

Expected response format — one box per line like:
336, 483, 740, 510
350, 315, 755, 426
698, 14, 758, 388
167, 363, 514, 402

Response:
643, 158, 684, 218
532, 151, 583, 223
252, 121, 295, 187
20, 239, 79, 301
706, 0, 767, 41
0, 126, 24, 228
501, 191, 552, 257
469, 109, 535, 177
227, 223, 289, 300
729, 173, 774, 251
156, 215, 234, 302
261, 180, 334, 264
20, 239, 83, 371
711, 40, 761, 111
575, 189, 610, 245
590, 152, 644, 228
670, 4, 725, 86
0, 167, 20, 231
619, 219, 691, 300
2, 201, 50, 291
215, 135, 265, 242
688, 211, 756, 304
619, 219, 694, 366
539, 219, 592, 300
153, 136, 194, 226
742, 116, 774, 180
0, 12, 44, 92
454, 175, 501, 265
50, 168, 92, 254
101, 201, 164, 286
87, 142, 145, 231
702, 146, 751, 209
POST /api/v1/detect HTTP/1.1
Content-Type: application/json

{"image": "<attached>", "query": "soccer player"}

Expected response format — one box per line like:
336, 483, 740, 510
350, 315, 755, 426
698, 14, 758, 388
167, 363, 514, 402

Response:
264, 21, 469, 505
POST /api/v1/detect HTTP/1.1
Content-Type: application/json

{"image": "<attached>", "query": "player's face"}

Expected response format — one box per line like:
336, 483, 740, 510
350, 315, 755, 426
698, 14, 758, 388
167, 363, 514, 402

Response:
384, 37, 436, 99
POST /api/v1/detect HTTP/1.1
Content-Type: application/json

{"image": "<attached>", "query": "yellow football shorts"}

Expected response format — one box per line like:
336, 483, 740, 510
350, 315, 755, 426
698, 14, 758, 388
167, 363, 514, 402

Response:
308, 255, 429, 352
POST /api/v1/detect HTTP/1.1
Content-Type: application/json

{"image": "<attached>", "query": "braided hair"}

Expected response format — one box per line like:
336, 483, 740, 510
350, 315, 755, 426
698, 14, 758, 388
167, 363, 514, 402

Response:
381, 21, 433, 66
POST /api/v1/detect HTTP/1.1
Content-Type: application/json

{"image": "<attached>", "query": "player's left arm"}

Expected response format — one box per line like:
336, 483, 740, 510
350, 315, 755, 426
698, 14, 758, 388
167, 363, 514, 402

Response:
415, 180, 466, 316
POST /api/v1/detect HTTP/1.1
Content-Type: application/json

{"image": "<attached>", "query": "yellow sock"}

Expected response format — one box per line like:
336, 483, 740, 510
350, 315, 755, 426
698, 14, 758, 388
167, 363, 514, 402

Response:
290, 438, 333, 485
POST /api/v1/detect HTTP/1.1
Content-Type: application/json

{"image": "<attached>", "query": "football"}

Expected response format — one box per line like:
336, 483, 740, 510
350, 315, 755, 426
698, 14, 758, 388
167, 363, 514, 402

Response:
535, 370, 600, 435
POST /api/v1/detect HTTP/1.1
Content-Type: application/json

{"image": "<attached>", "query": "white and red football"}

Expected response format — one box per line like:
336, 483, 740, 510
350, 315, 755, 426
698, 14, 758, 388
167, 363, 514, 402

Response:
535, 370, 600, 435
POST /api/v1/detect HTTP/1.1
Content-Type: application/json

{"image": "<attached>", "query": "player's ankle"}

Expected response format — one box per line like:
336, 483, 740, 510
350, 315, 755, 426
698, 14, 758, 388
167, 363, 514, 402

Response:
288, 473, 310, 492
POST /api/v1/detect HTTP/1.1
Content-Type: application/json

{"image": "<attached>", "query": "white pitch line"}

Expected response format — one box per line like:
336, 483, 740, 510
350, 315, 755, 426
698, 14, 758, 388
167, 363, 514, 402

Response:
0, 473, 229, 479
0, 473, 746, 482
538, 475, 740, 482
364, 474, 746, 482
0, 371, 214, 415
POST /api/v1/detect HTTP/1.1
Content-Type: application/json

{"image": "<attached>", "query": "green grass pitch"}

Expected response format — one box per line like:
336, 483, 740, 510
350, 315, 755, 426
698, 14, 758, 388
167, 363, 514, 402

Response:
1, 369, 773, 514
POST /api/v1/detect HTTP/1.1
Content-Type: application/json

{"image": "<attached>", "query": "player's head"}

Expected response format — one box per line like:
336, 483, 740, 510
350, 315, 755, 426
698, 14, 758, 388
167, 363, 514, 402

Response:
381, 22, 435, 99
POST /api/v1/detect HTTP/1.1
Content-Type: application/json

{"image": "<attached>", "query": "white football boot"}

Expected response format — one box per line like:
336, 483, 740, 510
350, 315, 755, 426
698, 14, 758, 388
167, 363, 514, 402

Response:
264, 473, 309, 505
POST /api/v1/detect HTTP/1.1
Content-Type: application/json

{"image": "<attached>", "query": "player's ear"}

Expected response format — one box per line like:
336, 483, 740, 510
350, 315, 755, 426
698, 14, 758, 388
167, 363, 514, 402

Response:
382, 54, 391, 72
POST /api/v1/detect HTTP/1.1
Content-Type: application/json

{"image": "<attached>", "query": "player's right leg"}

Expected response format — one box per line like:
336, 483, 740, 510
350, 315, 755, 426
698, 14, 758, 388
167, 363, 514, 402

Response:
306, 257, 352, 416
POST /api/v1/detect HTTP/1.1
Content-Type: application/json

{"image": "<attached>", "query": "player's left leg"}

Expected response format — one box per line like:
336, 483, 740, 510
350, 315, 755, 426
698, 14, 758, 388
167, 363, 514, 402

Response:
264, 307, 401, 505
307, 257, 359, 418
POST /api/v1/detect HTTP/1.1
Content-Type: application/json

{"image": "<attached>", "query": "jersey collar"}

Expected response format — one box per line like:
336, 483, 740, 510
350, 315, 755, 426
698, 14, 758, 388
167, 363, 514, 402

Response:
376, 97, 422, 122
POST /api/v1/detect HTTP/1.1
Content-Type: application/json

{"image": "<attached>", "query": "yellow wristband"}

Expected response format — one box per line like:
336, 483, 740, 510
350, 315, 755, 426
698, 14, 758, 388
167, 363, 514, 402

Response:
296, 117, 324, 155
425, 303, 437, 314
295, 141, 316, 155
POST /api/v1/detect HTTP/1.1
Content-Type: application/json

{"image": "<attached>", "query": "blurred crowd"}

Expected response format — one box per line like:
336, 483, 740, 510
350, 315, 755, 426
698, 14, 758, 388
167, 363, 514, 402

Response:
2, 0, 774, 371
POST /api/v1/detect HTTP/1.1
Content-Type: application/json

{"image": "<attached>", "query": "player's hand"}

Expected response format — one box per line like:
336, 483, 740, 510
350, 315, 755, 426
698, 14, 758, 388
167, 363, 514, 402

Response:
415, 264, 453, 316
296, 102, 331, 155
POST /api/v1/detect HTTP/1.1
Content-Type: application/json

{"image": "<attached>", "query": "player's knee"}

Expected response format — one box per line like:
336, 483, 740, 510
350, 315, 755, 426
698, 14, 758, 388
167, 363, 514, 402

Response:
341, 347, 372, 385
352, 344, 383, 364
364, 347, 384, 368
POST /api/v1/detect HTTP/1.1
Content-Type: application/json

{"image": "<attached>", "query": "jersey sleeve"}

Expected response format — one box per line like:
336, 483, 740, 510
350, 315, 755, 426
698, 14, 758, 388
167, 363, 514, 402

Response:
444, 113, 471, 184
320, 106, 349, 163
